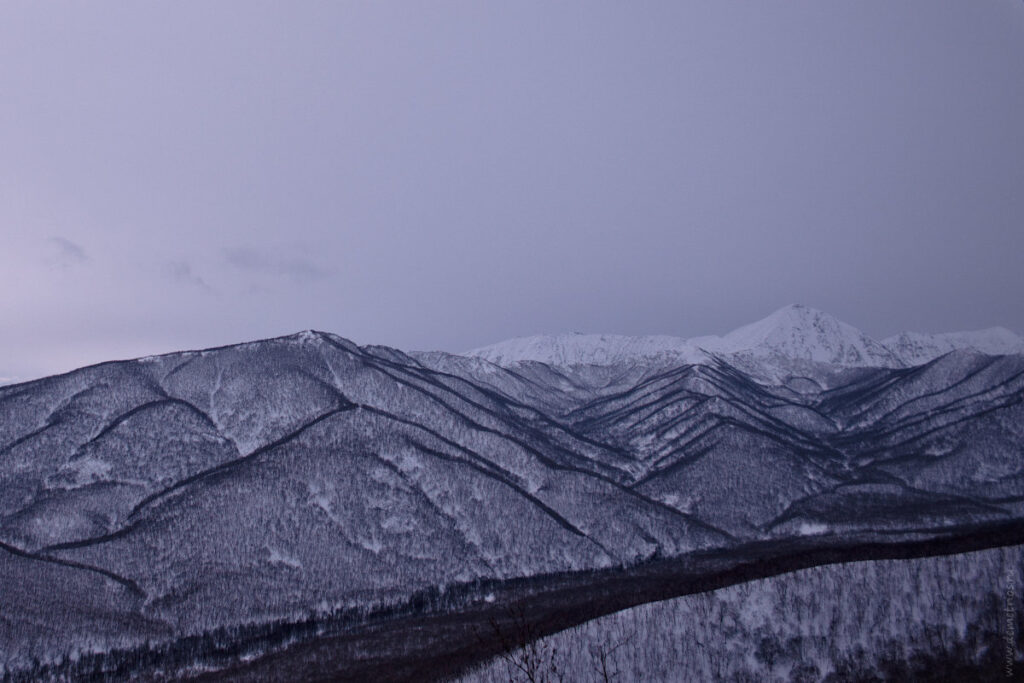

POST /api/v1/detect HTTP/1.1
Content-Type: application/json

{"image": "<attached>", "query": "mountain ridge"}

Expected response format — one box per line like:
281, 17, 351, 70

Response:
464, 304, 1024, 370
2, 309, 1023, 678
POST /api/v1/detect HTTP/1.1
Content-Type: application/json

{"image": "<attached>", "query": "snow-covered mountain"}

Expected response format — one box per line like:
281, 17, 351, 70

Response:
464, 332, 708, 367
882, 327, 1024, 365
692, 304, 901, 367
2, 314, 1023, 679
466, 304, 1023, 372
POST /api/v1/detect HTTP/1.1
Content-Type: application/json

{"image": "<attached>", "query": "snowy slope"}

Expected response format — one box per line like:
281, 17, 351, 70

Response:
883, 327, 1024, 365
693, 305, 902, 367
464, 545, 1023, 683
464, 333, 709, 367
466, 305, 899, 369
466, 305, 1023, 371
2, 316, 1024, 678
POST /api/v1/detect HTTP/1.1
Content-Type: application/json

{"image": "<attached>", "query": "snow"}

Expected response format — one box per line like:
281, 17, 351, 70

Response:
307, 481, 340, 523
694, 305, 901, 367
463, 545, 1023, 683
2, 320, 1023, 677
294, 330, 322, 345
360, 537, 384, 554
464, 304, 1022, 370
60, 456, 113, 485
266, 546, 302, 569
465, 332, 709, 367
882, 327, 1024, 365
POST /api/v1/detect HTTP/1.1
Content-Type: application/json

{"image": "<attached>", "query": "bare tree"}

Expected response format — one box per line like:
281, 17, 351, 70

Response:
481, 604, 565, 683
475, 604, 643, 682
587, 628, 635, 682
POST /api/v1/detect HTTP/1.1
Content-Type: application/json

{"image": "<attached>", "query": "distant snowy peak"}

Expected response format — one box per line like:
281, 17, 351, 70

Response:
695, 305, 902, 367
467, 306, 902, 369
465, 305, 1023, 371
465, 333, 709, 367
882, 327, 1024, 365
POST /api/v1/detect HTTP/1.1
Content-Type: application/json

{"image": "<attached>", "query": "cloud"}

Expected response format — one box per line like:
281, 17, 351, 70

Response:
222, 246, 328, 283
49, 236, 88, 267
163, 261, 212, 292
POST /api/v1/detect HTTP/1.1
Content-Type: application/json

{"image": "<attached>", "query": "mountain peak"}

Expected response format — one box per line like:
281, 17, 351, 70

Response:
774, 302, 816, 314
755, 304, 836, 325
694, 305, 901, 367
463, 307, 1021, 370
746, 304, 833, 331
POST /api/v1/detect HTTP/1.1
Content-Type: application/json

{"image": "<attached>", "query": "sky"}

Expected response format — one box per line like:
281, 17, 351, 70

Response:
2, 1, 1023, 381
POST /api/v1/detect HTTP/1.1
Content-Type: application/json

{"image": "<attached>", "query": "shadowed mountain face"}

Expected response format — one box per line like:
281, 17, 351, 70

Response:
1, 309, 1023, 676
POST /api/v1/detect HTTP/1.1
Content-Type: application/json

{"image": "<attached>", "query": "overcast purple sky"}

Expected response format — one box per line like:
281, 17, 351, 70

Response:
2, 2, 1023, 381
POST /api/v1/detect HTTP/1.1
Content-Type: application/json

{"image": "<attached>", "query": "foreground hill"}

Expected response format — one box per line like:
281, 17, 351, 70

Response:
1, 307, 1022, 679
463, 544, 1024, 682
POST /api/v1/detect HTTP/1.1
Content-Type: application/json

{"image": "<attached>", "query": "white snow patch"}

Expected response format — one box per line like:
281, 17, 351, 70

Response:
266, 546, 302, 569
307, 480, 343, 523
62, 457, 113, 484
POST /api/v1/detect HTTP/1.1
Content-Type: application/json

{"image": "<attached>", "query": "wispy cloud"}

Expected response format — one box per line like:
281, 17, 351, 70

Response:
49, 236, 88, 268
163, 260, 212, 292
222, 246, 328, 283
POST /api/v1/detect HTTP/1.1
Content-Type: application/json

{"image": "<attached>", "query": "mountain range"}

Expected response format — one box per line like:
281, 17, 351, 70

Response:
466, 304, 1024, 369
1, 305, 1022, 680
